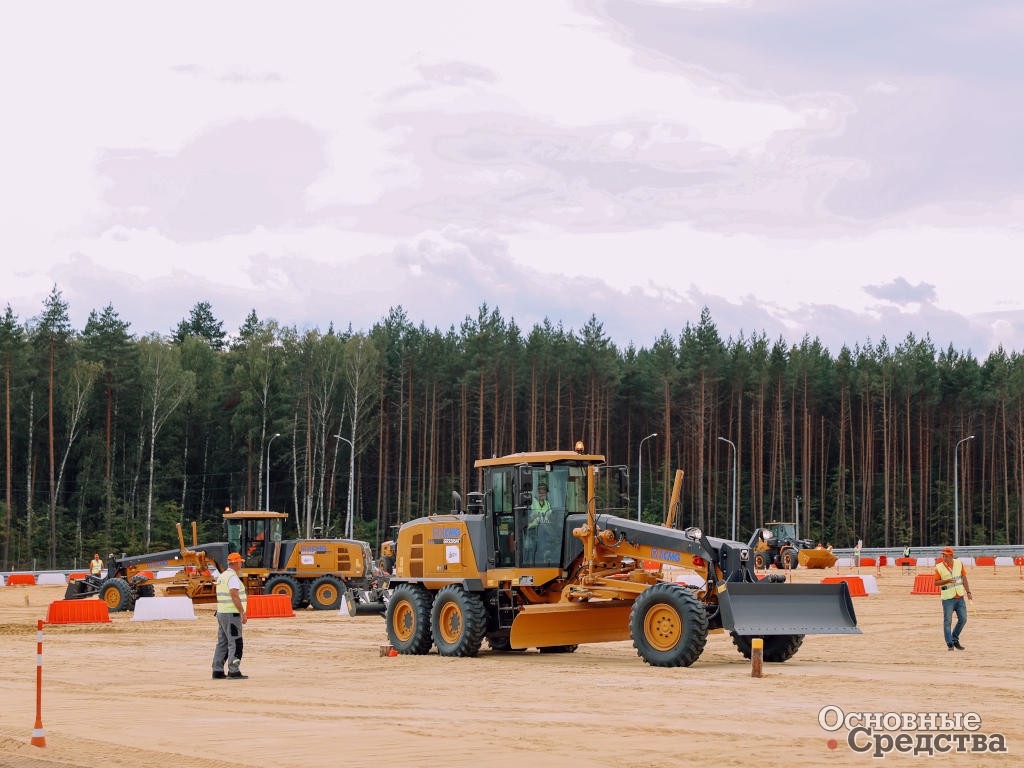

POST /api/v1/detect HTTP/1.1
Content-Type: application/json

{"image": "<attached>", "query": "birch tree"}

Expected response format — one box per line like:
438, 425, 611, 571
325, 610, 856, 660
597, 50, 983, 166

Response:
139, 335, 195, 549
341, 333, 380, 538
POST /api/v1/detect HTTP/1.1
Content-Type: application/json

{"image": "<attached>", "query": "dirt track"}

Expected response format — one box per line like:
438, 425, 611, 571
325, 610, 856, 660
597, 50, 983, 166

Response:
0, 567, 1021, 768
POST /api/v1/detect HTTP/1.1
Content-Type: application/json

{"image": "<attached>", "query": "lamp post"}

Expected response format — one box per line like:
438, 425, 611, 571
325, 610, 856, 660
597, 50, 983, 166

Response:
265, 432, 281, 511
717, 437, 737, 541
637, 433, 657, 522
954, 435, 974, 547
334, 434, 354, 538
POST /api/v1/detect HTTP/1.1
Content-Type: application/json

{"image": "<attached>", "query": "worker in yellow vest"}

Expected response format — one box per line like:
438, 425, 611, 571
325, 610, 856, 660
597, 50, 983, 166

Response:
934, 546, 972, 651
89, 553, 104, 578
212, 552, 248, 679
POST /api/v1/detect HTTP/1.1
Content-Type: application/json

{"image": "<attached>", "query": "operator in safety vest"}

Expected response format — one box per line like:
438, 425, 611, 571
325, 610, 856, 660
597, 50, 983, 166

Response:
89, 553, 104, 578
212, 552, 248, 679
934, 546, 972, 651
526, 482, 557, 562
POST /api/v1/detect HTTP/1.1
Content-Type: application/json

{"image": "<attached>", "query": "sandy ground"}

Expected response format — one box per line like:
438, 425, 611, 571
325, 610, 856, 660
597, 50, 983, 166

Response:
0, 567, 1021, 768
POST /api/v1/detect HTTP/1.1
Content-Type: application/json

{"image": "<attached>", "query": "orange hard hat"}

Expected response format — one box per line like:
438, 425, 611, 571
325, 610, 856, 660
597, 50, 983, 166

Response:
941, 546, 954, 555
227, 552, 244, 563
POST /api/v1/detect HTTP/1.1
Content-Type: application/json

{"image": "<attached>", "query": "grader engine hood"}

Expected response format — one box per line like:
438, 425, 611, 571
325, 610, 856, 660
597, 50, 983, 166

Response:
591, 515, 755, 581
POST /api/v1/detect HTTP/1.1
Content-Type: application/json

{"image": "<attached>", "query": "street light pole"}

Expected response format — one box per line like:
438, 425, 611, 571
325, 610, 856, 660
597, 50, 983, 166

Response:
637, 433, 658, 522
334, 434, 354, 538
717, 437, 737, 541
954, 435, 975, 547
265, 432, 281, 511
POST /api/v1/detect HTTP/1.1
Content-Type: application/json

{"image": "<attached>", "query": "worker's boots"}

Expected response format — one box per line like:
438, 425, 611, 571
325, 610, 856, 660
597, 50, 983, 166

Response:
212, 670, 226, 679
227, 670, 249, 679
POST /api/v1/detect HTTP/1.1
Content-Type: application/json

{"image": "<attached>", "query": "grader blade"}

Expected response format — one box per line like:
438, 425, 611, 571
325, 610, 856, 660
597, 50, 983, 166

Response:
718, 582, 860, 635
510, 601, 634, 649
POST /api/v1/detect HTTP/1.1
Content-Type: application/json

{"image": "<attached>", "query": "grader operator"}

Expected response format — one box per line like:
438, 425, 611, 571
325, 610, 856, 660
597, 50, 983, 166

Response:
385, 445, 859, 667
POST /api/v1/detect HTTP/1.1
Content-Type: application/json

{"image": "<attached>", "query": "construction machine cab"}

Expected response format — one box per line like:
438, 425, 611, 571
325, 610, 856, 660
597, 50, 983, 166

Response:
767, 521, 798, 542
481, 452, 628, 570
224, 511, 287, 569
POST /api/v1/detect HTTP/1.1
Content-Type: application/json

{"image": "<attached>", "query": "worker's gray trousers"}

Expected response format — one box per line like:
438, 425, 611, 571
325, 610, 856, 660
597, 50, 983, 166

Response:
212, 612, 244, 673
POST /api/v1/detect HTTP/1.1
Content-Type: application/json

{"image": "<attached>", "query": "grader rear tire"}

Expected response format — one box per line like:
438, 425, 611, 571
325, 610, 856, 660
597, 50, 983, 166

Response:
386, 584, 434, 655
264, 575, 304, 610
629, 582, 708, 667
431, 585, 486, 657
730, 632, 805, 663
100, 578, 136, 612
309, 575, 344, 610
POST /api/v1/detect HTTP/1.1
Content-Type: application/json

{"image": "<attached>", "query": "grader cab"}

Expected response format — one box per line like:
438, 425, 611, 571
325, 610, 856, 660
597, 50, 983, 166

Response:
385, 447, 858, 666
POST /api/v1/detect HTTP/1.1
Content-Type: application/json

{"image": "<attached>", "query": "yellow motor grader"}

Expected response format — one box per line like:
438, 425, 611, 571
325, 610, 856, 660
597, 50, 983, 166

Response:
65, 511, 387, 614
385, 445, 859, 666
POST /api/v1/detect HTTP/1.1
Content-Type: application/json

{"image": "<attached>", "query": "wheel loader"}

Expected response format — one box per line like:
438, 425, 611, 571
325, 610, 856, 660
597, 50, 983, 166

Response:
385, 445, 859, 666
65, 511, 388, 614
752, 521, 837, 570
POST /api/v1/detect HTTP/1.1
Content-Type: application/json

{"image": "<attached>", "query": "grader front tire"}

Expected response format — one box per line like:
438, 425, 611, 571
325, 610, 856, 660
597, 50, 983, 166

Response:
100, 578, 136, 612
629, 582, 708, 667
730, 632, 805, 663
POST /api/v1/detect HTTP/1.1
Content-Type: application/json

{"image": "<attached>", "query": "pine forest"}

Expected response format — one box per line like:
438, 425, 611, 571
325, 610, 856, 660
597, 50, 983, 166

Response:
2, 288, 1023, 570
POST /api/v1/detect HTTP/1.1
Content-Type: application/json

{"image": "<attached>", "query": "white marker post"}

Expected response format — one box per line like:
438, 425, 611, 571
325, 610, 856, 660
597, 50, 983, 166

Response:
31, 619, 46, 747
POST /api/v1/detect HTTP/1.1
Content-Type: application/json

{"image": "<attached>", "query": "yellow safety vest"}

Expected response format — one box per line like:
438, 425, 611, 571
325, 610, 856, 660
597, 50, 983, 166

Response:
935, 560, 966, 600
90, 559, 103, 575
216, 569, 247, 613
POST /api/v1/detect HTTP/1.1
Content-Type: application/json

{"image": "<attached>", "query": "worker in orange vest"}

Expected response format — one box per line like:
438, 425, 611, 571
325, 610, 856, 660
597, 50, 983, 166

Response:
934, 546, 972, 651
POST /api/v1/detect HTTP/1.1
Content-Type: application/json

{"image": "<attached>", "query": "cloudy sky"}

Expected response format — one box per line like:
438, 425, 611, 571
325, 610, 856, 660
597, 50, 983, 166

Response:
3, 0, 1022, 356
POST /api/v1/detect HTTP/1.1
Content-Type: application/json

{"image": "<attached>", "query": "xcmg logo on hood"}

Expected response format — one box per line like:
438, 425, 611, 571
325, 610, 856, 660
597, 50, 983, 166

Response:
432, 526, 462, 542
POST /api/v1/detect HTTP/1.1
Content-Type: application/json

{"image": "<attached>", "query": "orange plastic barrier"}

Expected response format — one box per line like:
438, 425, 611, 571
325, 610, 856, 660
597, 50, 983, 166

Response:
45, 599, 111, 624
7, 574, 36, 586
911, 574, 940, 595
67, 572, 89, 580
821, 576, 867, 597
976, 556, 996, 574
857, 557, 876, 567
246, 594, 295, 619
895, 557, 916, 567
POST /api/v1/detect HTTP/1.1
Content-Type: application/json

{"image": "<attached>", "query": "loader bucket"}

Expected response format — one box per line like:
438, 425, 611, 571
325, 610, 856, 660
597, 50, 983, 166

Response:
717, 581, 860, 635
509, 600, 634, 649
64, 580, 88, 600
798, 549, 838, 569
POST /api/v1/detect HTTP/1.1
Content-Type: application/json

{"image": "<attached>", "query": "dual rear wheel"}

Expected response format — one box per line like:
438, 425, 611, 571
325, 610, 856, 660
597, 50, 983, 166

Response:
386, 584, 487, 656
